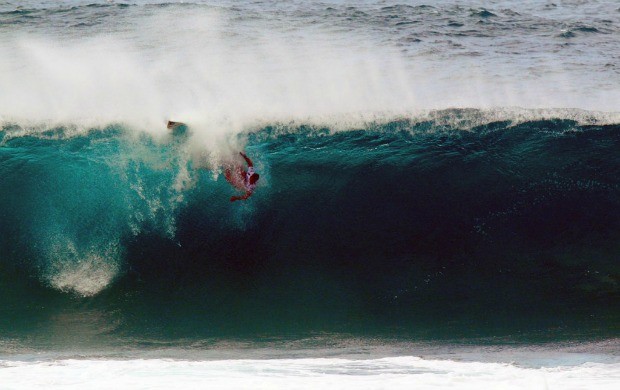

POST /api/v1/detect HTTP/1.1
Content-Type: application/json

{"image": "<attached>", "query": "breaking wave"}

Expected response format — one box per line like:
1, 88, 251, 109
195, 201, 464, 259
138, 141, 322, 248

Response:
0, 108, 619, 339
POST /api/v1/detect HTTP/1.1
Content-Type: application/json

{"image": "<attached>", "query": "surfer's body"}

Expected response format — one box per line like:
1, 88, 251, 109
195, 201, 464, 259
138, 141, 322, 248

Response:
226, 152, 259, 202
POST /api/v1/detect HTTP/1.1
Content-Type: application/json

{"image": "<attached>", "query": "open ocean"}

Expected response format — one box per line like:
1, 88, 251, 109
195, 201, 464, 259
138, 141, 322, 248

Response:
1, 0, 619, 388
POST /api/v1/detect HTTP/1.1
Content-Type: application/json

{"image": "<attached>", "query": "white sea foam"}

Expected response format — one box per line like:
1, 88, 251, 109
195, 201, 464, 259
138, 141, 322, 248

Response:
42, 237, 121, 297
0, 356, 618, 389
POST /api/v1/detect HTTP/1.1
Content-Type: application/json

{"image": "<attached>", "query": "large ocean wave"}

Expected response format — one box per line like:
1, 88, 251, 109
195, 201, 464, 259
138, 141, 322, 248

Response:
1, 108, 619, 341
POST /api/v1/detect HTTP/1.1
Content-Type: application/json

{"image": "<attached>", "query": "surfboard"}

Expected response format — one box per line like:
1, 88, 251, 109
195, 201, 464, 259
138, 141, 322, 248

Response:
166, 120, 184, 129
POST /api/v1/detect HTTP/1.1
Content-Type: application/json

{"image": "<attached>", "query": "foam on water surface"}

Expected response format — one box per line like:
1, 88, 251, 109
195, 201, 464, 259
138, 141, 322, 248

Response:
0, 355, 619, 389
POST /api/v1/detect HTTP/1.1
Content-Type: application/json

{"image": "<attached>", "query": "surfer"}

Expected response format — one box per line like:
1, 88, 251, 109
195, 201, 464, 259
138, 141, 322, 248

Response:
226, 152, 260, 202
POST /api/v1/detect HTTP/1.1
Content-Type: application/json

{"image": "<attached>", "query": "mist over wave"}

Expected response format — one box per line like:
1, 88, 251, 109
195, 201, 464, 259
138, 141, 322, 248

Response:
1, 0, 619, 138
0, 14, 417, 134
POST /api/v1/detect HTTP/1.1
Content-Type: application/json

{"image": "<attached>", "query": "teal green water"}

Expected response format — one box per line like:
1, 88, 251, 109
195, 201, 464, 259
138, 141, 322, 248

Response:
1, 115, 619, 351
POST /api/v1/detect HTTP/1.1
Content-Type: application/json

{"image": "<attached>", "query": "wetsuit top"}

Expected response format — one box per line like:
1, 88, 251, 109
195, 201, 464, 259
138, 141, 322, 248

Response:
244, 167, 257, 191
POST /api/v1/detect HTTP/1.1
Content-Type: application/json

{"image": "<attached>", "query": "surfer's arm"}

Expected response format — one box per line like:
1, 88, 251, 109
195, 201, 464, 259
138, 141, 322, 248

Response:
230, 191, 253, 202
240, 152, 253, 167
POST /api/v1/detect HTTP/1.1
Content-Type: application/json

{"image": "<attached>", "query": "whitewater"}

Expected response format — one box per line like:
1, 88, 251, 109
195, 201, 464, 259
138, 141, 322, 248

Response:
1, 0, 620, 388
1, 355, 619, 390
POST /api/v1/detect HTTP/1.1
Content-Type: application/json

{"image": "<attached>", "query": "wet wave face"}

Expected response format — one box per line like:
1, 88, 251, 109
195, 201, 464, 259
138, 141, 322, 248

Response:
0, 1, 619, 345
1, 110, 619, 343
